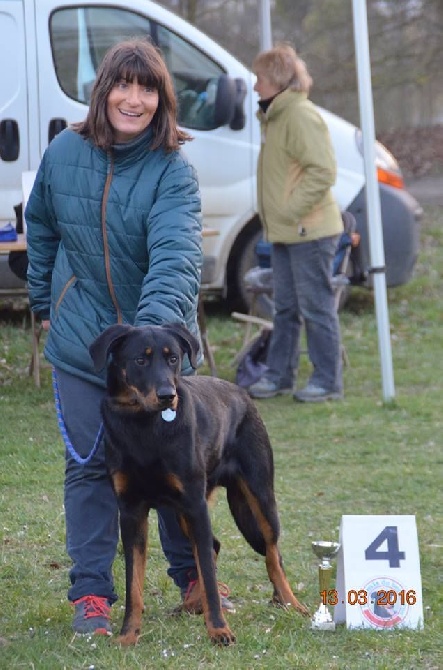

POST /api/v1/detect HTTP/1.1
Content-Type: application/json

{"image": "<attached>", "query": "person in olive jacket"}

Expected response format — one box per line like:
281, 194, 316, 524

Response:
248, 43, 344, 403
25, 38, 233, 636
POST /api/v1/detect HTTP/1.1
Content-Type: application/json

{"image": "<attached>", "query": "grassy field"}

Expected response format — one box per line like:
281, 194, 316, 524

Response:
0, 205, 442, 669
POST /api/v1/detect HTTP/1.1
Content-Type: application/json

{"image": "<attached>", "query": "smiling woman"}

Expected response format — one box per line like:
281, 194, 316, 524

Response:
107, 79, 159, 143
23, 37, 213, 638
72, 38, 190, 151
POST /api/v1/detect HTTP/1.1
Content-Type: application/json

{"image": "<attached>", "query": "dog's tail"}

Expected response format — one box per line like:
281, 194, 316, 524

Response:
226, 478, 280, 556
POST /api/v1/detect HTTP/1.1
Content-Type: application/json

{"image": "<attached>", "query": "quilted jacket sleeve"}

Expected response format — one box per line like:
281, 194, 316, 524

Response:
134, 154, 202, 328
25, 153, 61, 320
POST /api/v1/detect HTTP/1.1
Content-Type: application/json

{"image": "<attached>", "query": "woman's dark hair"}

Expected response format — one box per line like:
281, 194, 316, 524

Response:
72, 38, 191, 151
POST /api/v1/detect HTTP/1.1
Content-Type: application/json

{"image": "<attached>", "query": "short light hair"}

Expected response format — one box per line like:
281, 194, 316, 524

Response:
252, 43, 313, 94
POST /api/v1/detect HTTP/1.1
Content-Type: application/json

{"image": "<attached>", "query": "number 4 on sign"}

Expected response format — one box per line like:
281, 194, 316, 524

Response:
334, 515, 424, 629
365, 525, 405, 567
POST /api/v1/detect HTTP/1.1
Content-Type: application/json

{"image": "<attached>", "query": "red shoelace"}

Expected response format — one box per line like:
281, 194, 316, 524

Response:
73, 595, 110, 619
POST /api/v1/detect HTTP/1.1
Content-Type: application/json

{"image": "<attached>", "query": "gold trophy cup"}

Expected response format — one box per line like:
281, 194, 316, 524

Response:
311, 540, 340, 631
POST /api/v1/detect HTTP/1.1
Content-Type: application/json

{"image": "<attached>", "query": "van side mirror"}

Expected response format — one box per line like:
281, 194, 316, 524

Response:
230, 78, 247, 131
213, 75, 247, 131
213, 74, 237, 128
177, 74, 247, 131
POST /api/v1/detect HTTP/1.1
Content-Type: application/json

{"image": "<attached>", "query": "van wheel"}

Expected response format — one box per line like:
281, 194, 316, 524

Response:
229, 229, 274, 320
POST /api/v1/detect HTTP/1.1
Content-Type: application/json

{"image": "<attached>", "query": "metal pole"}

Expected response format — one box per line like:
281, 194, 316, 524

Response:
259, 0, 273, 50
352, 0, 395, 400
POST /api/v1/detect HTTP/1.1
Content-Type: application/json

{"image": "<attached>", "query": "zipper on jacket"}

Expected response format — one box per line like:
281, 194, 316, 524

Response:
257, 144, 269, 240
101, 154, 123, 324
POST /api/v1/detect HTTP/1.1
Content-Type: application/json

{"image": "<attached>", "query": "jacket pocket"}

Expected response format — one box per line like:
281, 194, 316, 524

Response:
54, 275, 76, 315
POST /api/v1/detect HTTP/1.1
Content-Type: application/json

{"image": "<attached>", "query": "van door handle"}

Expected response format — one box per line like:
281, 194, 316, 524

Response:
48, 118, 67, 143
0, 119, 20, 161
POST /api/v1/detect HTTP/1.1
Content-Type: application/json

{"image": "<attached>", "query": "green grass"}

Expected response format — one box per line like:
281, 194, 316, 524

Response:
0, 205, 442, 669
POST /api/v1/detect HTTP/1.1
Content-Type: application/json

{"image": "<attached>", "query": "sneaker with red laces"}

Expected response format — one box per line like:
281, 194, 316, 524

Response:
72, 595, 112, 636
180, 579, 236, 614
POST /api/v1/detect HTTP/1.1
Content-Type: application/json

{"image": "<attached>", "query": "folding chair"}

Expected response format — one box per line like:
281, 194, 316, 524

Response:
0, 287, 43, 386
231, 211, 360, 364
330, 210, 359, 312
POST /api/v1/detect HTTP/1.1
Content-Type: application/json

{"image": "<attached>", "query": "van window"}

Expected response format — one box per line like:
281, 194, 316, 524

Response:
50, 6, 225, 130
50, 7, 152, 104
156, 25, 225, 130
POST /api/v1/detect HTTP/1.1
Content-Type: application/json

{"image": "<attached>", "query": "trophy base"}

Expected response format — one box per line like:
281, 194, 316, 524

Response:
311, 620, 336, 631
311, 604, 336, 631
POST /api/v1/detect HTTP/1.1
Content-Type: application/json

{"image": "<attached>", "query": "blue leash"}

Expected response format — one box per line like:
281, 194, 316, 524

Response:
52, 368, 104, 465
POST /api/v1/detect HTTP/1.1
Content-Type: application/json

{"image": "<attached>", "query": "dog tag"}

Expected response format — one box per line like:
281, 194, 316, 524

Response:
161, 408, 176, 422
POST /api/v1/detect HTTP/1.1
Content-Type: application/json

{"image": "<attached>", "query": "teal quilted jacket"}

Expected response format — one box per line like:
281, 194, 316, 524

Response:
25, 127, 202, 383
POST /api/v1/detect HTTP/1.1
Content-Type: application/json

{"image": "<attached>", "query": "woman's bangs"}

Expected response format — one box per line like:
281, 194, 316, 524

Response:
117, 55, 162, 89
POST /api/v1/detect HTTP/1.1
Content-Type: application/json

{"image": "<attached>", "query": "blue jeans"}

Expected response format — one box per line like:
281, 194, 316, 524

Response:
55, 367, 196, 604
266, 236, 343, 393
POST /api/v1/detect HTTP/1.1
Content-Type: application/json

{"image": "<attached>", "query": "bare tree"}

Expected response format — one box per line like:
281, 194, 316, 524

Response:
156, 0, 443, 130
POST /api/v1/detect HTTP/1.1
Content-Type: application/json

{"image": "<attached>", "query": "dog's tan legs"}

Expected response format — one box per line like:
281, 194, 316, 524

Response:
193, 552, 236, 645
237, 479, 310, 617
117, 515, 148, 646
179, 514, 236, 645
265, 544, 310, 616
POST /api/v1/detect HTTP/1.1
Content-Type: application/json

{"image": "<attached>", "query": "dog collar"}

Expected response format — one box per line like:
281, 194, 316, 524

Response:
161, 408, 176, 422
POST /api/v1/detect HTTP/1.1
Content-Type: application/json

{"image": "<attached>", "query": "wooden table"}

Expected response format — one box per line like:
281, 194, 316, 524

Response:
0, 234, 42, 386
0, 233, 27, 252
1, 230, 217, 252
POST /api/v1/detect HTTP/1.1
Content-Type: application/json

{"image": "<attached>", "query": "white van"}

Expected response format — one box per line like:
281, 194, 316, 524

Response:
0, 0, 421, 308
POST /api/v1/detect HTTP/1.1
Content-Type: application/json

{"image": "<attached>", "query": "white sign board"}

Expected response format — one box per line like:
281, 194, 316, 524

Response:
334, 515, 424, 629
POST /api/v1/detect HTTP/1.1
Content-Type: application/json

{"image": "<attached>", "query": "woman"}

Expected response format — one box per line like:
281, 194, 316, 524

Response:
25, 38, 232, 636
248, 44, 344, 402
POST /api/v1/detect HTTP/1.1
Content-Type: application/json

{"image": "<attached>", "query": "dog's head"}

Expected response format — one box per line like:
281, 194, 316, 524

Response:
89, 323, 200, 412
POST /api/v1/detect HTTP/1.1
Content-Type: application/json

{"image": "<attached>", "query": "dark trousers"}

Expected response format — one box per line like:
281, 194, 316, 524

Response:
267, 236, 343, 393
55, 367, 196, 604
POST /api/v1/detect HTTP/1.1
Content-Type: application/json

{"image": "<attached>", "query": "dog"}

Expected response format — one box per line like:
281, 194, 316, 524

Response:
89, 322, 309, 646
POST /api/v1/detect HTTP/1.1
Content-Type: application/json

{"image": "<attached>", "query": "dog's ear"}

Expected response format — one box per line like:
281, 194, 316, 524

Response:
162, 323, 200, 369
89, 324, 134, 371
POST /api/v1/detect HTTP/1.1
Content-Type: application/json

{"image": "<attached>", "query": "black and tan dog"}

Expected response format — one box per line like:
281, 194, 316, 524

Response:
89, 323, 309, 646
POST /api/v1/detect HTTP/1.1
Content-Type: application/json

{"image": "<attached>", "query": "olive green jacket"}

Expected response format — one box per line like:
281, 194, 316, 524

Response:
257, 89, 343, 243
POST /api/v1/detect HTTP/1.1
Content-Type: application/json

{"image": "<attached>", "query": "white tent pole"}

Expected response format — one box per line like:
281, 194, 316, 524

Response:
259, 0, 273, 50
352, 0, 395, 400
